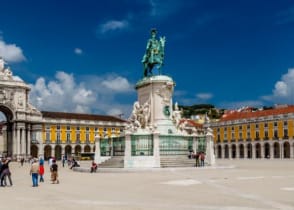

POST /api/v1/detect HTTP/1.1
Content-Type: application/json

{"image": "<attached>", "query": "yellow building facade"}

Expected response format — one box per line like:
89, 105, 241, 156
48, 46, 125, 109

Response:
208, 106, 294, 159
30, 111, 126, 160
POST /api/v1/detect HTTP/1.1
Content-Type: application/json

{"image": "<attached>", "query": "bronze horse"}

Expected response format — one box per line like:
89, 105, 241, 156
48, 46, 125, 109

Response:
142, 29, 165, 77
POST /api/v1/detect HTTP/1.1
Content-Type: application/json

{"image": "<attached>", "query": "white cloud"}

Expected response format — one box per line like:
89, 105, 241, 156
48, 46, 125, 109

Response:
107, 108, 124, 116
0, 39, 26, 63
196, 93, 213, 101
263, 68, 294, 104
29, 71, 135, 116
98, 20, 129, 34
74, 48, 83, 55
101, 76, 133, 92
29, 71, 96, 113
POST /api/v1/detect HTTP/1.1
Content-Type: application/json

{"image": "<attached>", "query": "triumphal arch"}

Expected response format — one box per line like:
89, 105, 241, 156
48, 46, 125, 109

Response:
0, 57, 42, 159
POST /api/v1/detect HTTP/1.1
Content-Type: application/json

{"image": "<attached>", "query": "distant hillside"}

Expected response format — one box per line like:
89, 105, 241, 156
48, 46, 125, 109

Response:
178, 104, 224, 119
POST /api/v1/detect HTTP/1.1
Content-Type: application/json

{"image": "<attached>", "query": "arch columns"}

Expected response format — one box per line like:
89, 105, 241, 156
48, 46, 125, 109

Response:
290, 139, 294, 158
226, 145, 231, 159
236, 143, 240, 158
260, 143, 264, 158
280, 141, 284, 159
244, 144, 248, 158
270, 142, 275, 159
221, 144, 225, 159
32, 124, 43, 158
252, 143, 256, 159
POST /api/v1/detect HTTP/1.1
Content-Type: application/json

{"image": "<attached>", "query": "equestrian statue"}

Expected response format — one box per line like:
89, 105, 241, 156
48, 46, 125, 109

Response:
142, 29, 166, 77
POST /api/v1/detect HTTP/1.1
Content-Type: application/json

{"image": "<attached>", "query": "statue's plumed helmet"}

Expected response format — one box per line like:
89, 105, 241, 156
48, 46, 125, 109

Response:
151, 28, 157, 34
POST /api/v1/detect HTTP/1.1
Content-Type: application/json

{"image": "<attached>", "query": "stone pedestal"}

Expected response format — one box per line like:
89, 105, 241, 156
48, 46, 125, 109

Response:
94, 136, 101, 164
135, 75, 177, 134
206, 133, 216, 166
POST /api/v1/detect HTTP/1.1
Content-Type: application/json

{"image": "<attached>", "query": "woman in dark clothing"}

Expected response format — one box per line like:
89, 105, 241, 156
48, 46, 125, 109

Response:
0, 158, 12, 186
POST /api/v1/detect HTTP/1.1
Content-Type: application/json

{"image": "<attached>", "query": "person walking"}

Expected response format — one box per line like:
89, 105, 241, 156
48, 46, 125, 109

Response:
195, 152, 200, 167
30, 158, 39, 187
200, 152, 205, 167
39, 158, 45, 182
50, 159, 59, 184
0, 157, 13, 186
62, 156, 66, 167
20, 157, 25, 167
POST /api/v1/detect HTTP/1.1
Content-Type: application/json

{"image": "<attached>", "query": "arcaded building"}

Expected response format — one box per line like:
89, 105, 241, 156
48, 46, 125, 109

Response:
37, 111, 126, 160
208, 105, 294, 159
0, 57, 126, 160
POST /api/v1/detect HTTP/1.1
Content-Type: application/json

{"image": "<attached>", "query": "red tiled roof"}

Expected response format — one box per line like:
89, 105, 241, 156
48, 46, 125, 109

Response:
220, 105, 294, 122
41, 111, 126, 123
179, 119, 203, 128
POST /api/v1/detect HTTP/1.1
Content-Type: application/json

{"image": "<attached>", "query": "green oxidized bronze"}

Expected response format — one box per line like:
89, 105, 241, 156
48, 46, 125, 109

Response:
142, 28, 166, 77
163, 105, 170, 117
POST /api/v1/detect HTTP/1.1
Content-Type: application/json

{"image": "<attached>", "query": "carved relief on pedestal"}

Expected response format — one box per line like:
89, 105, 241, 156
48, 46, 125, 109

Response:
126, 100, 152, 132
155, 81, 174, 105
172, 102, 182, 129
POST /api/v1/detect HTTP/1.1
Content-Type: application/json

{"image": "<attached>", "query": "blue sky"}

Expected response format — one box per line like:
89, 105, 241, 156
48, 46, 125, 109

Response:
1, 0, 294, 117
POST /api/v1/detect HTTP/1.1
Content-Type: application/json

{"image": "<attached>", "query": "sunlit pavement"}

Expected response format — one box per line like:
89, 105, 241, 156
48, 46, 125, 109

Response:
1, 159, 294, 210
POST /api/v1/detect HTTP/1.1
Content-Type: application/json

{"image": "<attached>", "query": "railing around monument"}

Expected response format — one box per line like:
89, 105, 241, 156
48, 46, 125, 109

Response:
196, 136, 206, 153
112, 136, 125, 156
131, 134, 153, 156
100, 138, 111, 156
159, 135, 193, 155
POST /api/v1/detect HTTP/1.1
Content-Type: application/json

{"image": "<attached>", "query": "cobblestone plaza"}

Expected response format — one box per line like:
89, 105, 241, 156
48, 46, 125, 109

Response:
1, 159, 294, 210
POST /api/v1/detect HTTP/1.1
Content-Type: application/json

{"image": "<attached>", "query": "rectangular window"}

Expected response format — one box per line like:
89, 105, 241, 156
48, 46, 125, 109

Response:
256, 131, 259, 138
46, 132, 50, 141
274, 122, 278, 127
264, 123, 268, 128
57, 125, 60, 130
239, 125, 242, 130
86, 127, 89, 131
284, 121, 288, 126
284, 129, 288, 137
265, 130, 268, 137
255, 124, 259, 129
247, 124, 250, 130
67, 126, 70, 131
274, 130, 278, 138
66, 133, 70, 141
77, 126, 80, 131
